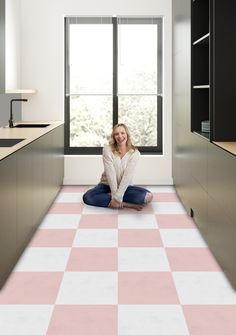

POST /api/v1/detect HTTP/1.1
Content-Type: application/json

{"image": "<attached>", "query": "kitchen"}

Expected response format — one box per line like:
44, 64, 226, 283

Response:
0, 0, 236, 334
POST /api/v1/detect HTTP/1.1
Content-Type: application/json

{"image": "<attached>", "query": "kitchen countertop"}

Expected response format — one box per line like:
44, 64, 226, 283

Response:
0, 121, 64, 161
213, 141, 236, 156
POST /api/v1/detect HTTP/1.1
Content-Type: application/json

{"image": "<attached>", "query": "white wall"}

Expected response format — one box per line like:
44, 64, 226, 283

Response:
5, 0, 21, 90
20, 0, 172, 185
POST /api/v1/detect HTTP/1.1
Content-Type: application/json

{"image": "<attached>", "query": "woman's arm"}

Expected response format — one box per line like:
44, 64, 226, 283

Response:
102, 145, 118, 197
113, 150, 140, 202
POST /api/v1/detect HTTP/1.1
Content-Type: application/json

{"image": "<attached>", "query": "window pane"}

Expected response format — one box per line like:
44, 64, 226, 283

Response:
70, 24, 113, 94
70, 96, 112, 146
118, 95, 157, 146
118, 24, 157, 94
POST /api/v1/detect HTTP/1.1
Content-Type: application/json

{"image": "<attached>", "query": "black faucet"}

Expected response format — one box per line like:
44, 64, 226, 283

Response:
9, 99, 28, 128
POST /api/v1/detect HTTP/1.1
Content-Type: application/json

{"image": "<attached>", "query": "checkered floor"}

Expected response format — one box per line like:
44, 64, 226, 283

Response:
0, 185, 236, 334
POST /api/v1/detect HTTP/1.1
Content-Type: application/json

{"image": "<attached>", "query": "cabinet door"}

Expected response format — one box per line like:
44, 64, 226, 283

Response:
31, 136, 44, 225
52, 124, 64, 193
0, 155, 17, 287
40, 128, 64, 213
41, 132, 55, 212
173, 123, 192, 215
188, 133, 208, 234
208, 143, 236, 223
16, 146, 34, 252
190, 133, 208, 191
208, 195, 236, 289
213, 1, 236, 141
189, 176, 208, 235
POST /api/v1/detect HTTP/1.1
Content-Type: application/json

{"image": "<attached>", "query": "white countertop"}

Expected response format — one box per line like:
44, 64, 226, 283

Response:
0, 121, 64, 161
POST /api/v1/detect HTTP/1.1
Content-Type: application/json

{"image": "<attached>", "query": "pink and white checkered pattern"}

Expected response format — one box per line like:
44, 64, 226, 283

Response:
1, 185, 236, 335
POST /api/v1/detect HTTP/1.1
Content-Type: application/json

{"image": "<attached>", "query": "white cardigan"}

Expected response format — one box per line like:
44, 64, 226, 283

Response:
100, 144, 140, 202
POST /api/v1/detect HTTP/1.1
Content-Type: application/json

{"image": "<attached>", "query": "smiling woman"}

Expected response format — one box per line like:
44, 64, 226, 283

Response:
83, 123, 153, 210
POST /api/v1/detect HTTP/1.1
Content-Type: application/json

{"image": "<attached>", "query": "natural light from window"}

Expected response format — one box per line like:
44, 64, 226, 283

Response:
69, 23, 158, 147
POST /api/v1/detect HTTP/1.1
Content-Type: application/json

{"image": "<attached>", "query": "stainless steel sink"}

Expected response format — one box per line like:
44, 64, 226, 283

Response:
14, 124, 50, 128
0, 138, 25, 147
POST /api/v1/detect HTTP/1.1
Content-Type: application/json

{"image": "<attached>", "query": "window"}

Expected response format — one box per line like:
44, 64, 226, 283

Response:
65, 16, 163, 154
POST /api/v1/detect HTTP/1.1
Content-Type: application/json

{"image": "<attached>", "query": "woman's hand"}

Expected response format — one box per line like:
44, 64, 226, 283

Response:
108, 198, 123, 209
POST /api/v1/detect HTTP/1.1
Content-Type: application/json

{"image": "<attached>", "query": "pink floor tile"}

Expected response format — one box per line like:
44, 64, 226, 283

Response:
183, 305, 236, 335
118, 229, 163, 247
166, 248, 221, 271
79, 214, 118, 229
61, 185, 90, 192
2, 185, 236, 333
0, 272, 62, 304
47, 305, 117, 335
48, 203, 83, 214
156, 214, 196, 228
67, 248, 117, 271
118, 272, 179, 304
29, 229, 76, 247
153, 192, 180, 202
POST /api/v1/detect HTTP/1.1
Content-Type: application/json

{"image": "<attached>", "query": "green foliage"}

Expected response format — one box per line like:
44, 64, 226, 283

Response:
69, 70, 158, 147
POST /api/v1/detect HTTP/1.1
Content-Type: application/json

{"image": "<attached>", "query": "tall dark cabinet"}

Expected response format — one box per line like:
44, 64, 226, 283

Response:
191, 0, 236, 141
191, 0, 210, 139
173, 0, 236, 289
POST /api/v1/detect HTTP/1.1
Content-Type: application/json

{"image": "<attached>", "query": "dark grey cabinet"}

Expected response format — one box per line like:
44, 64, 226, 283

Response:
172, 0, 192, 215
191, 0, 210, 139
16, 145, 34, 252
173, 0, 236, 289
212, 1, 236, 141
208, 144, 236, 223
0, 124, 64, 288
207, 194, 236, 285
189, 134, 208, 234
191, 0, 236, 142
0, 155, 17, 286
190, 134, 207, 191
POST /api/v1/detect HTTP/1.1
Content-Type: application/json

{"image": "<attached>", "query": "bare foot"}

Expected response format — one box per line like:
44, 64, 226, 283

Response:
108, 198, 122, 209
122, 202, 143, 211
145, 192, 153, 204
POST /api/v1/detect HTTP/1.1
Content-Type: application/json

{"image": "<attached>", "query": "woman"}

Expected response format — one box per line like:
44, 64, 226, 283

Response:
83, 123, 153, 210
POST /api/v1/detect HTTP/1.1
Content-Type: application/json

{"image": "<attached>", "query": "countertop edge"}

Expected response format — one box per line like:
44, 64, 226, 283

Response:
213, 141, 236, 156
0, 121, 64, 161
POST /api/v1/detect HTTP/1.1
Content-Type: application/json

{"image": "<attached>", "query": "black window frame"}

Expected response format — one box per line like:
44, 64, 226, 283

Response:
64, 16, 163, 155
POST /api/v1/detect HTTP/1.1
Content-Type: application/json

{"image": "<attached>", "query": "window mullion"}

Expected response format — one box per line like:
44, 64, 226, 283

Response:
112, 17, 118, 126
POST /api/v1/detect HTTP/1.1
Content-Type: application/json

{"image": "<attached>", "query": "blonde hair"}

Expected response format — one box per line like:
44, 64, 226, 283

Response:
109, 123, 136, 155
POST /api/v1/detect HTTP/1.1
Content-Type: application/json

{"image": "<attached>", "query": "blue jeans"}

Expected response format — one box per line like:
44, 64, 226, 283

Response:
83, 183, 150, 208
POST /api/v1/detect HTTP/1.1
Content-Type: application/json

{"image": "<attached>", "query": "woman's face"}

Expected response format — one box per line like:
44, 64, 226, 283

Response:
114, 126, 127, 146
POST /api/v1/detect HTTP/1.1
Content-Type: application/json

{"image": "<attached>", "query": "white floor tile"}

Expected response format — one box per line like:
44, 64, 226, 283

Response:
152, 202, 186, 214
82, 205, 118, 214
160, 229, 207, 247
14, 248, 71, 272
39, 214, 80, 229
118, 214, 157, 229
146, 186, 176, 193
55, 192, 84, 203
73, 229, 118, 247
173, 272, 236, 304
118, 248, 170, 272
56, 272, 117, 304
0, 305, 53, 335
3, 184, 236, 334
118, 305, 189, 335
